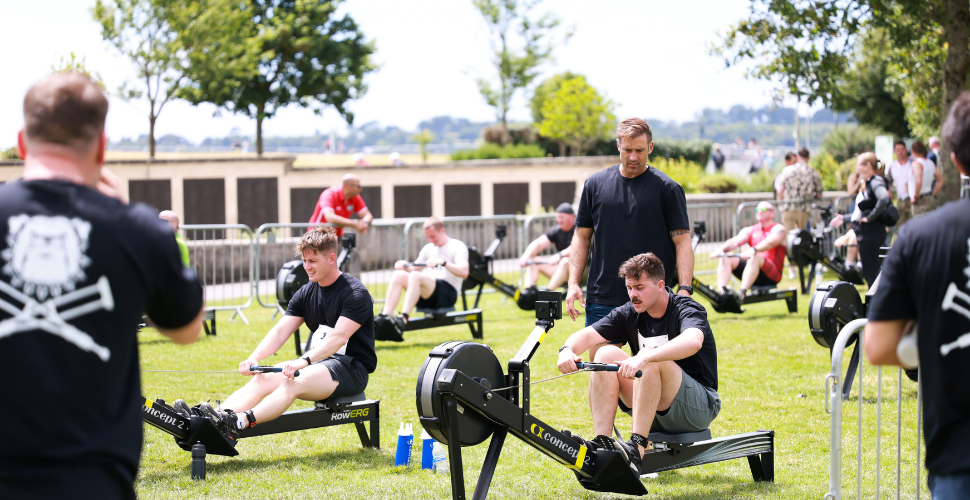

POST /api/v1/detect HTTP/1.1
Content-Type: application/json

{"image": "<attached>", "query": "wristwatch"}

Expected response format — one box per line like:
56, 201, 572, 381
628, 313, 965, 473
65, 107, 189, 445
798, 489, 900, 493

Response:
558, 345, 572, 353
302, 356, 312, 366
677, 285, 694, 296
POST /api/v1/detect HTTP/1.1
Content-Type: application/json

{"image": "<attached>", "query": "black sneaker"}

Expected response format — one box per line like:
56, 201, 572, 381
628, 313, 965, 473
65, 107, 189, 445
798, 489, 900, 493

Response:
593, 434, 640, 474
390, 315, 407, 339
199, 402, 239, 440
173, 399, 191, 419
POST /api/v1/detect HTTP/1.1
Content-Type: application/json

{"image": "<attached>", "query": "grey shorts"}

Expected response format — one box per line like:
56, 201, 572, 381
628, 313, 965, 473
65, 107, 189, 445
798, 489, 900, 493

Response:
314, 354, 369, 398
619, 369, 721, 433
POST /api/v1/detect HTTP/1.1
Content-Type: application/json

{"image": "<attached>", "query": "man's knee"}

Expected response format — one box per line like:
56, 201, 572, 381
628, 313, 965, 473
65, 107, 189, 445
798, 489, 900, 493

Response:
391, 270, 409, 284
593, 344, 627, 363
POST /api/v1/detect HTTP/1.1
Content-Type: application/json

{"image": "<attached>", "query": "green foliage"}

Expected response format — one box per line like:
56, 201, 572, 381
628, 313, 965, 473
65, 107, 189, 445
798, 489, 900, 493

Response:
821, 125, 885, 163
529, 71, 582, 124
885, 23, 947, 140
412, 129, 433, 163
695, 174, 739, 193
536, 77, 615, 156
51, 53, 107, 90
810, 152, 857, 191
450, 143, 546, 161
1, 147, 21, 160
651, 157, 706, 193
833, 29, 911, 138
738, 169, 780, 193
652, 138, 713, 166
473, 0, 571, 128
181, 0, 376, 155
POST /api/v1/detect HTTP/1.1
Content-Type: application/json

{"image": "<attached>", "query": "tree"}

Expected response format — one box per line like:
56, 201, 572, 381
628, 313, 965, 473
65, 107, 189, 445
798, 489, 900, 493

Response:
413, 128, 433, 163
537, 77, 615, 157
714, 0, 970, 207
832, 29, 910, 138
473, 0, 571, 137
182, 0, 376, 156
51, 53, 108, 91
93, 0, 251, 158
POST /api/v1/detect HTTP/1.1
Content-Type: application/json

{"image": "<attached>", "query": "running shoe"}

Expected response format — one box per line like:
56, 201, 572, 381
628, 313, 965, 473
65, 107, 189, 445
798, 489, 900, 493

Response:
592, 434, 640, 474
172, 399, 191, 419
389, 315, 407, 340
199, 402, 239, 440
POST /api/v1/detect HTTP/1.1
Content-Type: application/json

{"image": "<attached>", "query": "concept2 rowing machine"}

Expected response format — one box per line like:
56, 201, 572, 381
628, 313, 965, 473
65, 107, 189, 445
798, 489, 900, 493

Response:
465, 225, 543, 311
415, 290, 774, 499
787, 209, 865, 294
141, 365, 379, 480
691, 220, 798, 314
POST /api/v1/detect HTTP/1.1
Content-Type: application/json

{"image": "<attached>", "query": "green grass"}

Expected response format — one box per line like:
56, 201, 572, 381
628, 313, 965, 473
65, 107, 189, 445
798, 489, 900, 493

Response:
137, 270, 925, 499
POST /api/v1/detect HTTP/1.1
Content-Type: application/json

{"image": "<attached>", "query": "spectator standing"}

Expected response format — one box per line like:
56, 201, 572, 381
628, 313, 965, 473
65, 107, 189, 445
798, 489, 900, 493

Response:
910, 140, 945, 217
927, 136, 941, 165
774, 152, 797, 201
777, 148, 822, 278
864, 92, 970, 499
566, 118, 692, 332
159, 210, 190, 267
886, 141, 913, 225
711, 143, 725, 172
828, 153, 892, 287
309, 173, 373, 237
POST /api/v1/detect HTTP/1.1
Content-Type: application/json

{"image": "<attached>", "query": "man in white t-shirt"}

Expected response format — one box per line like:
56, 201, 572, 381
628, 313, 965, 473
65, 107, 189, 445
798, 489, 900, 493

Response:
910, 140, 945, 216
378, 217, 469, 337
887, 140, 913, 225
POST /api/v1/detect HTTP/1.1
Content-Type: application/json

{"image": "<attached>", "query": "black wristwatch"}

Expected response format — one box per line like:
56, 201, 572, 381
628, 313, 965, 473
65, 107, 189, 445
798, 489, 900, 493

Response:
558, 345, 572, 353
677, 285, 694, 296
302, 356, 312, 366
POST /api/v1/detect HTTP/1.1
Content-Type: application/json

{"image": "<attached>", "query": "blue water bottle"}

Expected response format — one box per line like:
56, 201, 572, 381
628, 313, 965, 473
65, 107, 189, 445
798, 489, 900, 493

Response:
421, 429, 435, 470
394, 423, 413, 467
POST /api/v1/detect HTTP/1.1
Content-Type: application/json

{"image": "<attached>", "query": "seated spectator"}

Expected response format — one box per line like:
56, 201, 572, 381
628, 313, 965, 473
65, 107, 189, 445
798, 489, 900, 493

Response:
518, 202, 575, 290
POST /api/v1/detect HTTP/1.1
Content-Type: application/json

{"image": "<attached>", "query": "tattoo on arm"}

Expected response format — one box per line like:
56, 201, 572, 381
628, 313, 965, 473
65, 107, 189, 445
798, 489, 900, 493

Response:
669, 228, 689, 238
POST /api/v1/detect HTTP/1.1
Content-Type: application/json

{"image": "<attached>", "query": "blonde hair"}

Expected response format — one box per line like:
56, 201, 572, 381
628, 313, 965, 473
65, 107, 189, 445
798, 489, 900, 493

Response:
422, 217, 444, 230
857, 152, 883, 175
616, 118, 653, 143
295, 226, 339, 256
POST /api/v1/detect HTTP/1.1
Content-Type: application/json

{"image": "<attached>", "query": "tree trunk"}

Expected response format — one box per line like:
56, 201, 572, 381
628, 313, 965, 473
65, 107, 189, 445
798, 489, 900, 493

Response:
933, 0, 970, 207
256, 105, 265, 157
149, 113, 156, 159
558, 141, 566, 157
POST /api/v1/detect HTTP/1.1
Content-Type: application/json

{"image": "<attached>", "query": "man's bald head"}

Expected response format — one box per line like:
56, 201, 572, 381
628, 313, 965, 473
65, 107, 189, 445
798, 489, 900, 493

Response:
341, 173, 362, 198
159, 210, 179, 232
23, 73, 108, 154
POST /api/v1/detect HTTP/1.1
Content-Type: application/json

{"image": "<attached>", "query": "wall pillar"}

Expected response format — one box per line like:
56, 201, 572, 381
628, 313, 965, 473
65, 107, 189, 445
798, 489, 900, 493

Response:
431, 181, 445, 218
528, 179, 542, 214
381, 182, 395, 219
278, 177, 291, 224
170, 176, 184, 220
480, 180, 494, 216
225, 176, 238, 225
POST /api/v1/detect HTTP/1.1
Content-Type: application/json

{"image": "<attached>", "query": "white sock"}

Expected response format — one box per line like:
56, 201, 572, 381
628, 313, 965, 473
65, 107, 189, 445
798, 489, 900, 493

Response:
236, 413, 248, 429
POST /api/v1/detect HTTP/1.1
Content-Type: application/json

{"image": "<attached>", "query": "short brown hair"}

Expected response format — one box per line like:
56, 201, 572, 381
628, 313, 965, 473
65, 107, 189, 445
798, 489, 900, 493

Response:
911, 140, 927, 156
618, 253, 665, 283
616, 118, 653, 143
296, 226, 339, 256
798, 148, 810, 160
784, 152, 796, 162
943, 92, 970, 169
422, 217, 444, 230
23, 73, 108, 150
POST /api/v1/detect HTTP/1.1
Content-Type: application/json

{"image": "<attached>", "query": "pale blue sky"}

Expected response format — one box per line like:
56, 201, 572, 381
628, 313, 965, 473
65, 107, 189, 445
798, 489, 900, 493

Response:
0, 0, 789, 148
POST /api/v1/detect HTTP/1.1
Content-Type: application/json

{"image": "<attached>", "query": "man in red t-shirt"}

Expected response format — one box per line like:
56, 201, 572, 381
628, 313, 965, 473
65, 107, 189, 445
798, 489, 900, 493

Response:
309, 174, 373, 236
710, 201, 787, 297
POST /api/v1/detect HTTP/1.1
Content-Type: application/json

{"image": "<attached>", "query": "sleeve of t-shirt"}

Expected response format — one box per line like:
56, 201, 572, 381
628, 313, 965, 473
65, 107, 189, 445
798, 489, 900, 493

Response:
590, 304, 633, 345
662, 181, 689, 232
137, 206, 204, 329
309, 192, 325, 223
675, 297, 710, 336
340, 284, 373, 328
322, 188, 340, 211
285, 285, 308, 318
543, 226, 559, 242
814, 171, 823, 198
576, 178, 594, 228
452, 240, 469, 261
867, 229, 917, 321
350, 194, 367, 213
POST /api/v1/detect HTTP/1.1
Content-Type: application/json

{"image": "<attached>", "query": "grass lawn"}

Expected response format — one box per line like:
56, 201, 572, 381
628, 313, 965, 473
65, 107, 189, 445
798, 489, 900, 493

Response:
137, 271, 925, 499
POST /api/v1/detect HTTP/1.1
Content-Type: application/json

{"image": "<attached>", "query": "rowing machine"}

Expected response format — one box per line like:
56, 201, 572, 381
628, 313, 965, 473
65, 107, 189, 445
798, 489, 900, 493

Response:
465, 225, 542, 311
415, 290, 774, 499
691, 220, 798, 314
141, 365, 379, 480
787, 228, 864, 294
276, 234, 359, 354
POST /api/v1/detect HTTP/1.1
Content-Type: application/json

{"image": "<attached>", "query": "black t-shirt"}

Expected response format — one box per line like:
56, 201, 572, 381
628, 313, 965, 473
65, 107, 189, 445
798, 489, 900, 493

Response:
868, 197, 970, 475
544, 225, 575, 253
576, 165, 689, 306
591, 292, 717, 390
0, 180, 202, 495
285, 273, 377, 373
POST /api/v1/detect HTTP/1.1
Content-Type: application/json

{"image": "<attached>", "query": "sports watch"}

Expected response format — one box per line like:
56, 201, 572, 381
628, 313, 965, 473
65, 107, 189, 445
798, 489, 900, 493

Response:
677, 285, 694, 296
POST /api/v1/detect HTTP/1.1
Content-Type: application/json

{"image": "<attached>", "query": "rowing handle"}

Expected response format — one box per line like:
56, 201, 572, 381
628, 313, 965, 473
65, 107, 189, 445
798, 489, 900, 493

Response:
250, 365, 301, 377
576, 361, 642, 378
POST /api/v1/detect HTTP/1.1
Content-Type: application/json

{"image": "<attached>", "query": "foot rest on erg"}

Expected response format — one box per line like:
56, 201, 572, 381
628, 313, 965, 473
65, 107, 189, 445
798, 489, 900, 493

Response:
743, 285, 798, 313
404, 304, 484, 339
639, 428, 774, 482
238, 392, 380, 448
202, 309, 217, 335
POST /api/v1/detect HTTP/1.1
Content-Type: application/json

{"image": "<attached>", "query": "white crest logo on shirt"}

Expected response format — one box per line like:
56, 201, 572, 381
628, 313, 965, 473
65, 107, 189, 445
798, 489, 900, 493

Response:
938, 237, 970, 357
0, 214, 113, 361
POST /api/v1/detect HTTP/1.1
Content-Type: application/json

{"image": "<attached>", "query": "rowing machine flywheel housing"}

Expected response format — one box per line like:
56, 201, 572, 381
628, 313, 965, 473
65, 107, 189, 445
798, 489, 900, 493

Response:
787, 229, 818, 268
276, 260, 308, 308
416, 341, 505, 445
808, 280, 863, 348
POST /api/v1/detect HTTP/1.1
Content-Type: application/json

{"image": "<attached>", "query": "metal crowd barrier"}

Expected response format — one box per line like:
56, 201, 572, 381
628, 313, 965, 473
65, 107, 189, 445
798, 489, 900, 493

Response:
824, 319, 925, 499
180, 224, 254, 324
252, 222, 406, 310
687, 202, 733, 276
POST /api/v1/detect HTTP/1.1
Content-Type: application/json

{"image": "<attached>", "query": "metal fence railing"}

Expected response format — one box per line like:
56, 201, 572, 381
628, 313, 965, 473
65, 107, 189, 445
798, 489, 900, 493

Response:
824, 319, 925, 499
180, 224, 254, 324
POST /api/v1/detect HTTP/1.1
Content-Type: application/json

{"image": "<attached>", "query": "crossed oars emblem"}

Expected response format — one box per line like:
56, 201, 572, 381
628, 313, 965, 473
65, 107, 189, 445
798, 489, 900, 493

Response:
0, 276, 114, 362
940, 282, 970, 356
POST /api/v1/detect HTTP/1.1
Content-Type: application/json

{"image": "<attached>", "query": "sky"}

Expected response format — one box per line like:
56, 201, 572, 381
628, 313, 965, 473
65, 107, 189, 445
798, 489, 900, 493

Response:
0, 0, 791, 148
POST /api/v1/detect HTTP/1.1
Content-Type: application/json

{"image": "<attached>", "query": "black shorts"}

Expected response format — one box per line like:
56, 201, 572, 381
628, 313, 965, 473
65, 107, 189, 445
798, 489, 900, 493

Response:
416, 279, 458, 309
316, 354, 369, 398
732, 256, 780, 287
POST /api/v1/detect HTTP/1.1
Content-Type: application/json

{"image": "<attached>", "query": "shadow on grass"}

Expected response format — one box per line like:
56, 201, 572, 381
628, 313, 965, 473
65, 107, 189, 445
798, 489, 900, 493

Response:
142, 448, 388, 482
639, 468, 779, 499
376, 341, 442, 351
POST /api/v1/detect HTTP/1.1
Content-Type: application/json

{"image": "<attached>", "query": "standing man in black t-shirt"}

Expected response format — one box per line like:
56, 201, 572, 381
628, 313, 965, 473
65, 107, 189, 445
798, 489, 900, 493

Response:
567, 118, 692, 334
865, 93, 970, 499
0, 73, 204, 500
518, 202, 576, 289
184, 226, 376, 439
557, 253, 719, 472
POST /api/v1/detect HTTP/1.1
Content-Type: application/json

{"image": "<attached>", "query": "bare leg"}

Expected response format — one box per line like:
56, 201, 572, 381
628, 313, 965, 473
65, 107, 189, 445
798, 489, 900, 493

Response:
631, 360, 683, 456
401, 272, 438, 316
547, 260, 570, 289
523, 265, 540, 288
221, 372, 283, 411
236, 364, 339, 423
740, 254, 765, 290
381, 270, 410, 316
716, 256, 740, 292
590, 346, 635, 435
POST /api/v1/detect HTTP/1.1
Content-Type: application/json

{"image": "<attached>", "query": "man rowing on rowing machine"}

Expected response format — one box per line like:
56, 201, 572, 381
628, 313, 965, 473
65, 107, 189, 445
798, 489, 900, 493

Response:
556, 253, 720, 472
175, 226, 376, 439
711, 201, 787, 302
518, 202, 575, 290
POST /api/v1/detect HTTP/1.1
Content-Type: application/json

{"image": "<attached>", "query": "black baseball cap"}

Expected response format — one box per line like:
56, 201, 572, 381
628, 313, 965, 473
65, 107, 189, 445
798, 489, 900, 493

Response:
556, 203, 574, 214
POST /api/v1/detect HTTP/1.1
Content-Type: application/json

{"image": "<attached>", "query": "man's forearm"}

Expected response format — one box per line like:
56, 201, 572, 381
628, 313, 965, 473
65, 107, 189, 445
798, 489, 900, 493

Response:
303, 333, 352, 362
673, 236, 694, 287
321, 211, 355, 227
568, 237, 590, 287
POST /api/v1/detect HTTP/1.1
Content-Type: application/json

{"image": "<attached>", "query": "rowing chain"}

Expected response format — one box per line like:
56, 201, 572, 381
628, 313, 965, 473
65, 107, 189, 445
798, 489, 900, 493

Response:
143, 369, 238, 374
487, 368, 592, 392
